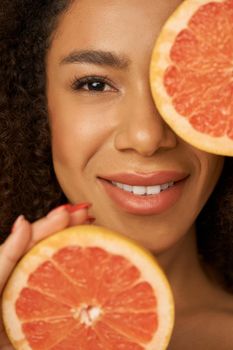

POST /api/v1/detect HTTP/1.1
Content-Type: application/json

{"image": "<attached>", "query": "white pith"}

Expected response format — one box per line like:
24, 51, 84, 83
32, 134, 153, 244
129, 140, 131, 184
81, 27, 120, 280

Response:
111, 181, 174, 195
71, 304, 102, 326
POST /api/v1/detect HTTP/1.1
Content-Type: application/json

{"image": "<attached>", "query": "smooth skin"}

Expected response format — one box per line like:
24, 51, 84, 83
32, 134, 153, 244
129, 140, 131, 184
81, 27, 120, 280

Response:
1, 0, 233, 349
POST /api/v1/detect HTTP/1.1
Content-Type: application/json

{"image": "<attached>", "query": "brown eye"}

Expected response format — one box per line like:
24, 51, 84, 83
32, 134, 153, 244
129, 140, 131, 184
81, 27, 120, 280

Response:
85, 81, 106, 91
72, 76, 115, 92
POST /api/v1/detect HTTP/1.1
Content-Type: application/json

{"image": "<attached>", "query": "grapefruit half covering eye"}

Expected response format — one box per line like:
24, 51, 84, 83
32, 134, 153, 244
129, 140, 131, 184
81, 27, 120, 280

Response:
150, 0, 233, 156
2, 225, 174, 350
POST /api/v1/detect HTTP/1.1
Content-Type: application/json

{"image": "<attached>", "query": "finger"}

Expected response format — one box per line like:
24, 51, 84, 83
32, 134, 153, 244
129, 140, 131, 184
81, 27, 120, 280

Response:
65, 202, 95, 226
29, 206, 70, 248
30, 206, 95, 246
69, 208, 94, 226
0, 216, 31, 292
28, 203, 94, 248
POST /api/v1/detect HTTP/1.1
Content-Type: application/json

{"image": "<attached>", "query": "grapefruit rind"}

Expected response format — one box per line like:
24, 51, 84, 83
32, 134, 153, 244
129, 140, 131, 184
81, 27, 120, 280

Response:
2, 225, 174, 350
150, 0, 233, 156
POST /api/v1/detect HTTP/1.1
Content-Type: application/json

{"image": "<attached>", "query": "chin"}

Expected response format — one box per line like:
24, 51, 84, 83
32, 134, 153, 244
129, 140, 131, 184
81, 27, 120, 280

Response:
96, 216, 186, 254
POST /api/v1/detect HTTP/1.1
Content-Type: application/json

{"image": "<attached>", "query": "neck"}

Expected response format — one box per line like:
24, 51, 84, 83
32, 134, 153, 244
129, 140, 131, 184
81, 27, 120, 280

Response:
156, 225, 211, 311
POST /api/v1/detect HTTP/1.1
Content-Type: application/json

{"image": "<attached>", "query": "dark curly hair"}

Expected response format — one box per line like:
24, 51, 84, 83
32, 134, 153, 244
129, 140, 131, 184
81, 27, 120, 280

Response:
0, 0, 233, 292
0, 0, 71, 235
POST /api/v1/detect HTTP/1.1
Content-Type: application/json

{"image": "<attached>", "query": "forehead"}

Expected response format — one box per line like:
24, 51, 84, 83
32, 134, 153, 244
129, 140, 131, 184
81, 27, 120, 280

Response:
51, 0, 183, 48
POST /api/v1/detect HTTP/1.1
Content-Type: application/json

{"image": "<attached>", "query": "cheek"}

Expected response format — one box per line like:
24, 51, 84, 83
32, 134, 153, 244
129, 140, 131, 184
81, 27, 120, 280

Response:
50, 111, 95, 168
48, 93, 115, 171
195, 151, 224, 203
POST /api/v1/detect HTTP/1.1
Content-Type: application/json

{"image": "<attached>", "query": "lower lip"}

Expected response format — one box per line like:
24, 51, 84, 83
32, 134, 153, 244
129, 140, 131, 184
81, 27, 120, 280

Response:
98, 178, 187, 215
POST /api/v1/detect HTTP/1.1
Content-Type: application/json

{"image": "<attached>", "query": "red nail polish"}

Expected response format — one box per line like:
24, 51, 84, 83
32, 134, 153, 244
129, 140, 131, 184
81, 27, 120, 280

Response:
85, 217, 96, 224
66, 202, 92, 213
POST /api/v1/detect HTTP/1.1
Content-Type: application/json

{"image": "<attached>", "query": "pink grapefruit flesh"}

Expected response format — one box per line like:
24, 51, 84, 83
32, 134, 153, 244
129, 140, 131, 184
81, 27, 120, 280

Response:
150, 0, 233, 156
2, 225, 174, 350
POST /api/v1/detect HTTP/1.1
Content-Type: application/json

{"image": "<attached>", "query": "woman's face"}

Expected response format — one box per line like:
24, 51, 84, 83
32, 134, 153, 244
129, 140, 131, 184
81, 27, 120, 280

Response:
47, 0, 224, 252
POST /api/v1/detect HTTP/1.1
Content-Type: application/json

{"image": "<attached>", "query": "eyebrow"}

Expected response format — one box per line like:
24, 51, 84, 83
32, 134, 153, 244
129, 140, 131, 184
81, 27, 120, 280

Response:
60, 50, 131, 69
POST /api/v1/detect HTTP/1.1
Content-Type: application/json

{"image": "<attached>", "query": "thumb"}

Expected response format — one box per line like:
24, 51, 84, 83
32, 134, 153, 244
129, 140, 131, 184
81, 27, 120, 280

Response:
0, 216, 31, 292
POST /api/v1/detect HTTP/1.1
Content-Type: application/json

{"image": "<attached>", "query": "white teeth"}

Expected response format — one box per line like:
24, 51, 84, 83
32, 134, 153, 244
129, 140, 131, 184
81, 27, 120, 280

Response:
112, 181, 174, 196
123, 184, 133, 192
146, 185, 161, 195
161, 183, 169, 190
112, 181, 123, 189
133, 186, 147, 195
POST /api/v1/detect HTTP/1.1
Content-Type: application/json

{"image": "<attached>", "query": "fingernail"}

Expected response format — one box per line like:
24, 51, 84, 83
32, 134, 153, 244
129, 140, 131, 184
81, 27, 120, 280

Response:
66, 202, 92, 213
12, 215, 25, 233
85, 216, 96, 224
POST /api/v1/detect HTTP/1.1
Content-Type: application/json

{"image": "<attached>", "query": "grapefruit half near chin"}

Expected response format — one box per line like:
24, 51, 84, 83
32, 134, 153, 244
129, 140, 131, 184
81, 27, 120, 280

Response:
2, 225, 174, 350
150, 0, 233, 156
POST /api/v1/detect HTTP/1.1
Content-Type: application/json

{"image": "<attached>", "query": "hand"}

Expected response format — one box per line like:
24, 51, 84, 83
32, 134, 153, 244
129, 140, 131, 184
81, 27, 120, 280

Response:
0, 204, 93, 350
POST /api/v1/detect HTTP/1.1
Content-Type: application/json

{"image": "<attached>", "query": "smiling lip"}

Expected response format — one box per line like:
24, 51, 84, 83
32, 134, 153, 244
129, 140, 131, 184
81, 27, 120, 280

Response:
98, 171, 189, 215
99, 171, 188, 186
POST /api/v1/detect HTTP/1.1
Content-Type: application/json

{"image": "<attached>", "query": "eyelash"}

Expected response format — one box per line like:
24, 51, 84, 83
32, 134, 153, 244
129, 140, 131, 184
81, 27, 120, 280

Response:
71, 75, 116, 93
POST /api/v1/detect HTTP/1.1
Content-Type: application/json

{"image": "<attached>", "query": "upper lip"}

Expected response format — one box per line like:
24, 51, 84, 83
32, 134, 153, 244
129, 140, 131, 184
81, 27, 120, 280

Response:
98, 171, 189, 186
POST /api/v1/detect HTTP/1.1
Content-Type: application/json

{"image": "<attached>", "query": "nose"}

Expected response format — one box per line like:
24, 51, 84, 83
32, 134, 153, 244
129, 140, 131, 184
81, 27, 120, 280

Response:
114, 84, 177, 157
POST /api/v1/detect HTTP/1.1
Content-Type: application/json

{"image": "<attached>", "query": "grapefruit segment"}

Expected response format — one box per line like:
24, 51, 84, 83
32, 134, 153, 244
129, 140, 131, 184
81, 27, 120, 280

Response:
103, 311, 158, 343
150, 0, 233, 155
48, 325, 88, 350
96, 255, 141, 304
27, 260, 83, 306
22, 317, 78, 350
2, 225, 174, 350
104, 281, 157, 310
95, 321, 145, 350
16, 288, 72, 321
